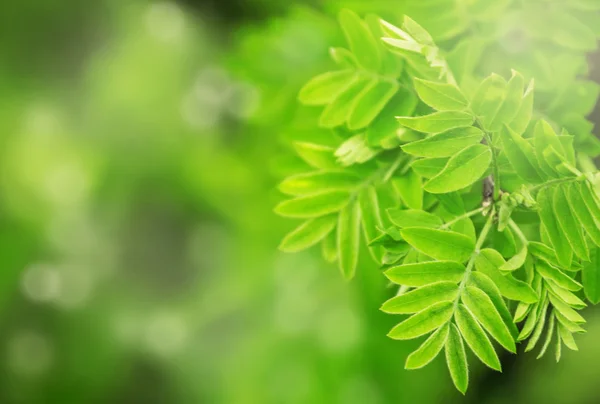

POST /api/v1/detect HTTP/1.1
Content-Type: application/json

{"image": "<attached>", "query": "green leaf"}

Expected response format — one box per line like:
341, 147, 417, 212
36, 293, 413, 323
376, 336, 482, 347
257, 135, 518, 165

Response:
462, 286, 517, 352
468, 272, 519, 339
537, 187, 572, 268
579, 181, 600, 223
367, 88, 418, 147
392, 169, 423, 209
275, 191, 349, 218
402, 127, 484, 158
298, 70, 356, 105
293, 142, 338, 169
359, 186, 384, 262
381, 282, 459, 314
386, 208, 442, 228
337, 200, 361, 280
445, 324, 469, 394
319, 75, 372, 128
553, 185, 589, 260
546, 280, 586, 309
471, 73, 506, 132
525, 298, 549, 352
329, 47, 356, 68
278, 171, 359, 196
385, 261, 465, 286
489, 70, 524, 131
397, 111, 474, 133
510, 79, 535, 134
583, 246, 600, 304
534, 121, 564, 178
557, 323, 579, 351
348, 80, 399, 130
536, 313, 556, 359
413, 78, 469, 111
321, 230, 337, 263
338, 9, 382, 72
387, 301, 454, 340
536, 260, 582, 292
400, 228, 475, 262
500, 125, 543, 183
455, 304, 501, 371
279, 215, 337, 253
405, 324, 450, 369
549, 294, 585, 324
527, 242, 567, 270
410, 158, 447, 179
424, 144, 492, 194
500, 246, 527, 272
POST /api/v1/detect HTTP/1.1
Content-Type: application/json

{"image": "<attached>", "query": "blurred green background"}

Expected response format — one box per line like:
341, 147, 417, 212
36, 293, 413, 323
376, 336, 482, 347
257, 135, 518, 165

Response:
1, 1, 600, 403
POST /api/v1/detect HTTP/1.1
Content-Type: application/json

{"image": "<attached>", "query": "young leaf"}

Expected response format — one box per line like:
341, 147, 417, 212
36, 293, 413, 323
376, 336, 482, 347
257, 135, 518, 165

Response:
462, 286, 517, 352
537, 188, 572, 268
500, 125, 543, 183
445, 324, 469, 395
546, 280, 587, 309
381, 282, 459, 314
279, 215, 337, 253
536, 313, 556, 359
578, 181, 600, 223
405, 324, 450, 369
386, 208, 442, 228
413, 78, 469, 111
294, 142, 338, 169
400, 228, 475, 262
549, 294, 585, 324
387, 301, 454, 340
583, 246, 600, 304
468, 271, 519, 338
455, 304, 502, 371
392, 169, 423, 209
319, 75, 372, 128
557, 323, 579, 351
359, 186, 384, 262
348, 80, 399, 130
338, 9, 382, 72
397, 111, 474, 133
385, 261, 465, 286
275, 191, 350, 218
337, 200, 361, 280
536, 260, 583, 291
278, 171, 359, 196
567, 183, 600, 247
410, 158, 448, 179
474, 249, 538, 303
500, 246, 528, 272
525, 299, 549, 352
553, 185, 589, 260
424, 144, 492, 193
402, 127, 484, 158
299, 70, 356, 105
489, 70, 524, 131
510, 79, 534, 134
533, 121, 564, 178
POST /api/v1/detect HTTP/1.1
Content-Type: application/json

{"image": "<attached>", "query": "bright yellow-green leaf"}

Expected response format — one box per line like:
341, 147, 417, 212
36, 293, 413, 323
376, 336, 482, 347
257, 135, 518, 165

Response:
413, 78, 469, 111
279, 215, 337, 253
400, 228, 475, 262
387, 301, 453, 340
337, 200, 361, 280
299, 70, 356, 105
402, 127, 484, 158
424, 144, 492, 194
405, 324, 450, 369
445, 324, 469, 394
397, 111, 474, 133
455, 304, 502, 371
381, 282, 458, 314
385, 261, 465, 286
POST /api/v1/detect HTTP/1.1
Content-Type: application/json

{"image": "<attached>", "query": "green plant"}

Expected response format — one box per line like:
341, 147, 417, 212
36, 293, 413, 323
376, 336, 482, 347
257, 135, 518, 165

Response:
274, 4, 600, 394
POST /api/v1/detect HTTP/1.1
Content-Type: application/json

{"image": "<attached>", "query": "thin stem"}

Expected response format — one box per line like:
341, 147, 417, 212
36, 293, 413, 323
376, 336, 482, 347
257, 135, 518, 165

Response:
453, 211, 495, 310
508, 219, 528, 246
440, 207, 485, 230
